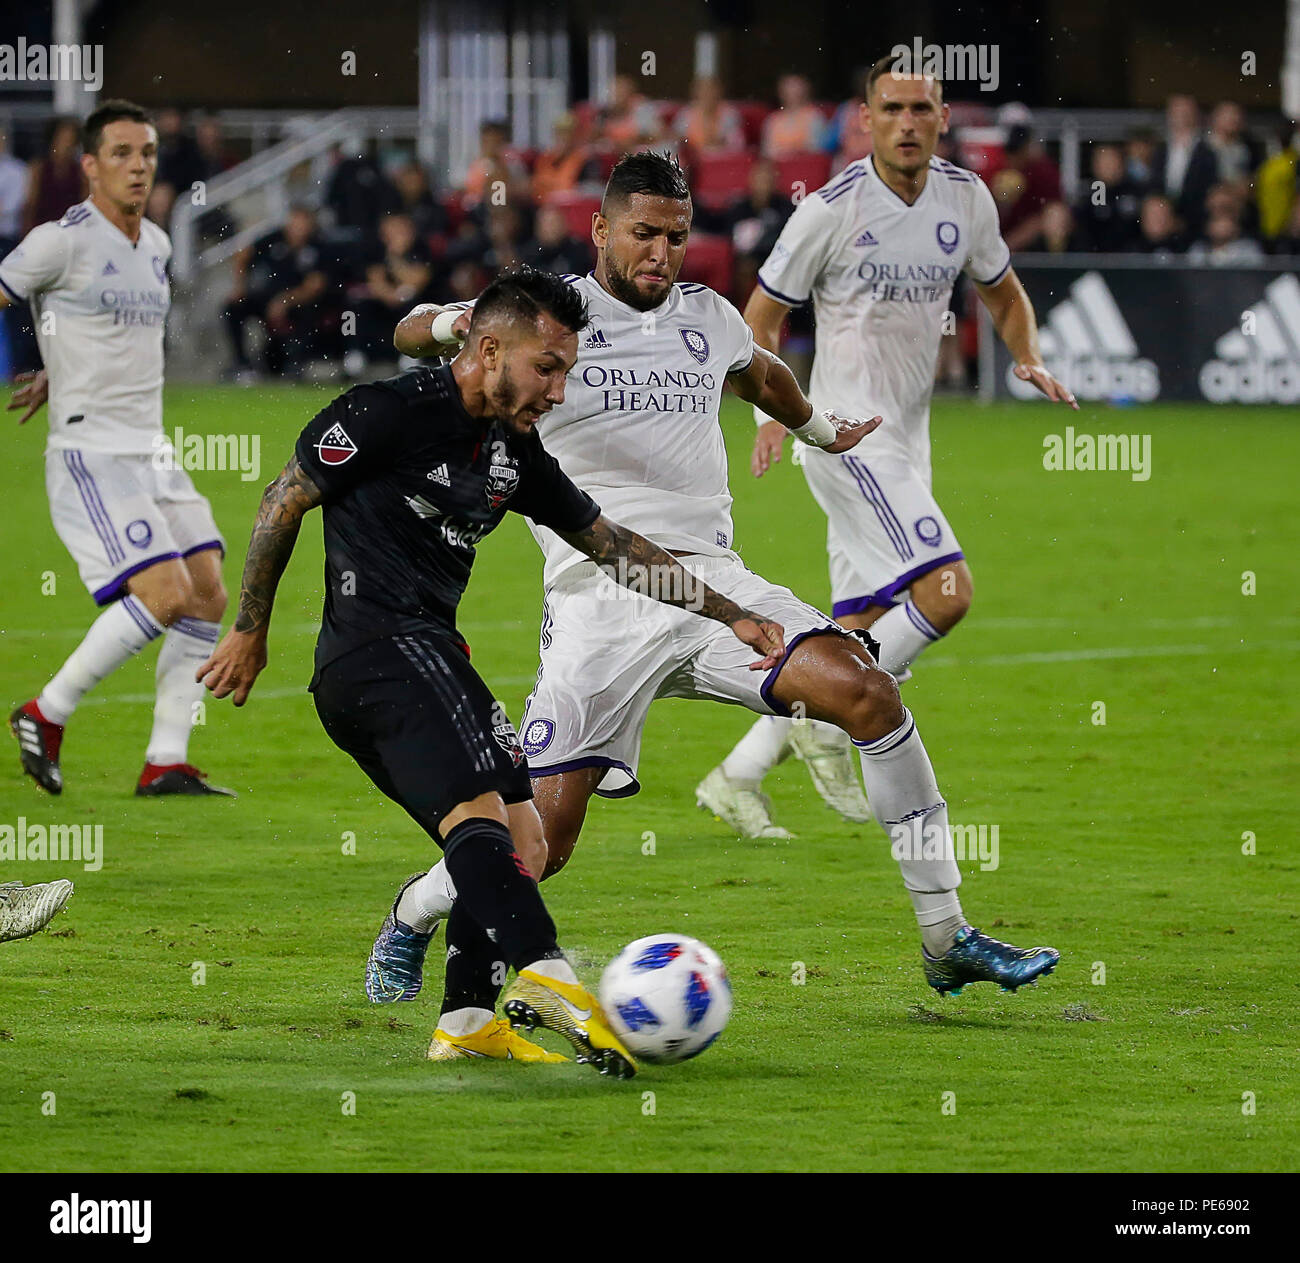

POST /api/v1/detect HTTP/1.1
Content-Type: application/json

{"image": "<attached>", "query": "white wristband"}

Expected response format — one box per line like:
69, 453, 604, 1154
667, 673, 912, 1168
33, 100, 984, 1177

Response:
789, 409, 838, 448
430, 308, 465, 347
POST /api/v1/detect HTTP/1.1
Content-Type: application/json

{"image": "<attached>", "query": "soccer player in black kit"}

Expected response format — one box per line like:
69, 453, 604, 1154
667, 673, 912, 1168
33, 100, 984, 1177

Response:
197, 266, 786, 1076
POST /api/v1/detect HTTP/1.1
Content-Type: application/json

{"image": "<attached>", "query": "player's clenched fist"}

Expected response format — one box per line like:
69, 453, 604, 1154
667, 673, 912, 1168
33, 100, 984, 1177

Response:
196, 629, 268, 707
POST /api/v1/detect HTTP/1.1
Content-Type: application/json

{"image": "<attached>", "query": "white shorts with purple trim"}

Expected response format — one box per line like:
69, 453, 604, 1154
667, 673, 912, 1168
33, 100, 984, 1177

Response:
45, 447, 225, 606
519, 552, 846, 798
800, 445, 964, 618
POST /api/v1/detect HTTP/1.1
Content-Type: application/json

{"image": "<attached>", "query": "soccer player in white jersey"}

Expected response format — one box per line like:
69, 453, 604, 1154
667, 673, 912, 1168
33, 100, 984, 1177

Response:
371, 152, 1059, 1007
702, 57, 1077, 837
2, 100, 232, 797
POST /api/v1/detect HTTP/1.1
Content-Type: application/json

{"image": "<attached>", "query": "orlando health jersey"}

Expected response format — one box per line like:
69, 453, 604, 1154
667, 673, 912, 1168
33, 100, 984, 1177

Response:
294, 365, 600, 683
0, 199, 171, 455
529, 273, 755, 586
757, 157, 1010, 471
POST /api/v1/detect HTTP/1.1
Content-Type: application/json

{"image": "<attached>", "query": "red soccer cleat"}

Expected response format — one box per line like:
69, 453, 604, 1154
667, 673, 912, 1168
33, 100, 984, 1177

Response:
10, 700, 65, 795
135, 762, 237, 798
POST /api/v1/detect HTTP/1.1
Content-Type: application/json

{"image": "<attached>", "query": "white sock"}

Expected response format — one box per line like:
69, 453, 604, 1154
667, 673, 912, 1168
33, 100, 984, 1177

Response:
721, 716, 793, 783
869, 600, 945, 679
437, 1005, 496, 1036
38, 596, 165, 724
396, 861, 457, 933
853, 708, 964, 948
146, 617, 220, 766
522, 956, 579, 986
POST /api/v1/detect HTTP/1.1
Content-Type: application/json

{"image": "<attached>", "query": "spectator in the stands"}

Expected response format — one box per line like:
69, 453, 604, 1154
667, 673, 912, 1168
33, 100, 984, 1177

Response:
482, 203, 528, 274
1073, 143, 1143, 252
1271, 196, 1300, 255
156, 107, 205, 200
391, 160, 446, 240
675, 76, 744, 153
522, 203, 591, 275
762, 74, 828, 159
597, 74, 661, 150
463, 119, 529, 211
697, 157, 792, 294
1187, 208, 1265, 266
1158, 95, 1219, 235
1132, 194, 1190, 258
195, 114, 236, 177
992, 123, 1062, 251
447, 258, 489, 305
1255, 119, 1299, 243
1124, 128, 1160, 194
326, 139, 400, 247
532, 113, 593, 201
344, 211, 433, 376
223, 204, 331, 379
1206, 101, 1257, 184
827, 72, 873, 173
1025, 201, 1084, 253
24, 116, 84, 231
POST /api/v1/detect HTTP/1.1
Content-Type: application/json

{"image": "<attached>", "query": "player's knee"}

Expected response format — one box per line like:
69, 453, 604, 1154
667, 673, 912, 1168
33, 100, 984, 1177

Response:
915, 564, 973, 632
137, 576, 194, 627
191, 578, 228, 622
840, 664, 905, 743
541, 826, 577, 880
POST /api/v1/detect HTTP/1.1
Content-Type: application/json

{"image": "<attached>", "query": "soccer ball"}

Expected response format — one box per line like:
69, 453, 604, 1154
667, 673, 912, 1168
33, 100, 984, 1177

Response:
599, 933, 732, 1064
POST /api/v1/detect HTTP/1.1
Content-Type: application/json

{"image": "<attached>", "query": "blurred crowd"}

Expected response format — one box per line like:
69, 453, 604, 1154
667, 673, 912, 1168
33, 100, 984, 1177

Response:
0, 81, 1295, 383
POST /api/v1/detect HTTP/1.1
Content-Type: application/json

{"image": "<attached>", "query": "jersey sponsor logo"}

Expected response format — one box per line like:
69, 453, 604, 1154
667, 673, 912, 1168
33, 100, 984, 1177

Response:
484, 439, 519, 509
853, 228, 879, 247
315, 422, 357, 465
492, 719, 525, 768
1017, 271, 1159, 403
101, 260, 119, 276
680, 328, 710, 365
1198, 274, 1300, 404
406, 497, 490, 549
125, 518, 153, 549
427, 463, 451, 486
521, 718, 555, 756
936, 221, 960, 254
582, 327, 612, 349
913, 515, 943, 547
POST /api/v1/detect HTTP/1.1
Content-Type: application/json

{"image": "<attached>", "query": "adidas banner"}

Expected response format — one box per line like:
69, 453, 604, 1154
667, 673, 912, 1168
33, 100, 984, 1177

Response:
986, 261, 1300, 405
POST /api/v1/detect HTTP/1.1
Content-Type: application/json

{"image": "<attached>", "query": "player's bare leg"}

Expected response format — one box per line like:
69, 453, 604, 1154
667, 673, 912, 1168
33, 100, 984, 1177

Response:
531, 765, 604, 879
771, 630, 1058, 994
131, 552, 234, 797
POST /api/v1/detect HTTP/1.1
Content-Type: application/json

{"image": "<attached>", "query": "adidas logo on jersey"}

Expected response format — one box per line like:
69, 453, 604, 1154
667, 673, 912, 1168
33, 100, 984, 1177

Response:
583, 327, 611, 349
853, 229, 879, 247
427, 463, 451, 486
101, 260, 119, 276
1199, 274, 1300, 404
1020, 271, 1159, 403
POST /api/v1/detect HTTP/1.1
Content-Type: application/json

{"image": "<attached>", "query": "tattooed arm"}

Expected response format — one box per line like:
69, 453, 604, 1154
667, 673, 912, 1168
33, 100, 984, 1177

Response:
196, 456, 323, 706
556, 514, 787, 670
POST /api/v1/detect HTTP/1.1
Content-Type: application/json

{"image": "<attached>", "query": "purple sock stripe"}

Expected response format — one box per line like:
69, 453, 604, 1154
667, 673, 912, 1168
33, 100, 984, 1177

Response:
64, 451, 124, 566
172, 617, 220, 643
121, 595, 163, 642
841, 455, 912, 561
904, 600, 943, 642
71, 451, 126, 565
852, 711, 916, 756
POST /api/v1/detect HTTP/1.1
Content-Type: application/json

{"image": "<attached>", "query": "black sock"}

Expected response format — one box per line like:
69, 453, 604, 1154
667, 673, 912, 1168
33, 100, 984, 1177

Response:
441, 817, 560, 972
441, 901, 505, 1015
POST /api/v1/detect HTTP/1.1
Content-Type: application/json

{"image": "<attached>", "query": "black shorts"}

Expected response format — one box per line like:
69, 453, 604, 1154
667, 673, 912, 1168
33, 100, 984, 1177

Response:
312, 631, 532, 840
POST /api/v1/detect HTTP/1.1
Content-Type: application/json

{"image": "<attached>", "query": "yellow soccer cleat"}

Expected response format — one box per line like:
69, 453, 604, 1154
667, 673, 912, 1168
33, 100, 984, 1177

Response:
426, 1017, 569, 1063
502, 969, 637, 1079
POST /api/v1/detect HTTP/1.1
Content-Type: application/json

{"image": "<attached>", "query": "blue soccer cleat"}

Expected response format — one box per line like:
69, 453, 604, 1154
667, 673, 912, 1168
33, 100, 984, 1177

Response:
922, 925, 1060, 996
365, 873, 436, 1003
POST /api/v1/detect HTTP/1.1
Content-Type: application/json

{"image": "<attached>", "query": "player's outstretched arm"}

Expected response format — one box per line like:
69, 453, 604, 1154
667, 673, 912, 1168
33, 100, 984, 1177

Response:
727, 345, 883, 460
196, 456, 323, 706
976, 268, 1078, 409
557, 514, 786, 671
6, 370, 48, 424
393, 302, 473, 358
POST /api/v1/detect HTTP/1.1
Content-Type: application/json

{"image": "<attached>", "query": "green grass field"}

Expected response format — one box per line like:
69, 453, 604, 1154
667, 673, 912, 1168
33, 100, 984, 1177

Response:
1, 386, 1296, 1172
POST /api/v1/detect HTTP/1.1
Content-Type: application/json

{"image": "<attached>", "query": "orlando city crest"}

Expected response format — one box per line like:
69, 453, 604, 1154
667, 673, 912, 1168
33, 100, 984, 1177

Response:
936, 221, 960, 255
680, 328, 709, 364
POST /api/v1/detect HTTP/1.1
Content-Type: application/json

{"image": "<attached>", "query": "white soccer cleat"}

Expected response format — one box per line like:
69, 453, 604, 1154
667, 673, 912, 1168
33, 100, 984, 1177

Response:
695, 766, 794, 839
0, 879, 74, 943
788, 722, 873, 823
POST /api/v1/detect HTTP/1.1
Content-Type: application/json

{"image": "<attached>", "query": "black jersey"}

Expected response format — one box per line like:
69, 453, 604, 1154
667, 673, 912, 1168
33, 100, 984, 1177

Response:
294, 365, 600, 685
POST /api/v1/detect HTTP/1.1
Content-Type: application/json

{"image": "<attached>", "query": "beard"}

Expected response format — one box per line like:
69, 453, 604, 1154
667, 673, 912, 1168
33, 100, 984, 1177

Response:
488, 365, 534, 434
602, 252, 665, 311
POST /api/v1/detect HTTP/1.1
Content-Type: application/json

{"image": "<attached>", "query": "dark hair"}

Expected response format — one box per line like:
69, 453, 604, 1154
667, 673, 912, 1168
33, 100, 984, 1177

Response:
601, 150, 690, 215
82, 99, 153, 156
469, 264, 589, 338
865, 52, 944, 103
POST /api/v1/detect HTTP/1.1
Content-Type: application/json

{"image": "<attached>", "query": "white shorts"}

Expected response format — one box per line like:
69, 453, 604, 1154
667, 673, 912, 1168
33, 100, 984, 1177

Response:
519, 553, 848, 797
800, 446, 963, 618
45, 448, 224, 606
